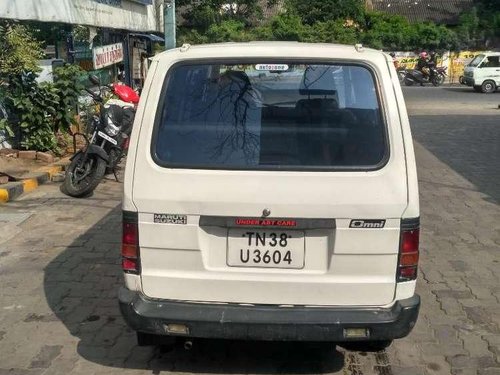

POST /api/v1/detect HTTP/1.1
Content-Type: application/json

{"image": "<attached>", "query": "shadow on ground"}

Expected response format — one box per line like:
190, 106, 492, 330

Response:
410, 114, 500, 205
43, 205, 346, 373
441, 87, 500, 94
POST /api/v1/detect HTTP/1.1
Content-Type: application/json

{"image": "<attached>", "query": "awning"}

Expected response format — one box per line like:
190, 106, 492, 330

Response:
0, 0, 161, 32
129, 33, 165, 43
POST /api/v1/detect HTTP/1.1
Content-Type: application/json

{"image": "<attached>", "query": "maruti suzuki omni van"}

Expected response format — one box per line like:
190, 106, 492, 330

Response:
119, 42, 420, 350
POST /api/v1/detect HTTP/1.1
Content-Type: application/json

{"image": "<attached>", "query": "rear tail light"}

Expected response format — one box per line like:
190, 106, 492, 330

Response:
122, 211, 140, 274
397, 219, 420, 282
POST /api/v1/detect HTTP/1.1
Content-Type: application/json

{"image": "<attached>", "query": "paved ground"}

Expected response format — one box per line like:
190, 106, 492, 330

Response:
0, 86, 499, 375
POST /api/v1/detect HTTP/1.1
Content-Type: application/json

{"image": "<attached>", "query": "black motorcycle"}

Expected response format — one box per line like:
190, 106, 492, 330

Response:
62, 76, 136, 197
404, 66, 444, 87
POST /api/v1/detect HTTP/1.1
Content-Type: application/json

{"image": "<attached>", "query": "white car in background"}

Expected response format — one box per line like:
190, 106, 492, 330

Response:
462, 52, 500, 93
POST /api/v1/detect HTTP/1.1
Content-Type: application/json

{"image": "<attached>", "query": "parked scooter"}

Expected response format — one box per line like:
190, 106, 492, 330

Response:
62, 75, 139, 197
404, 66, 446, 87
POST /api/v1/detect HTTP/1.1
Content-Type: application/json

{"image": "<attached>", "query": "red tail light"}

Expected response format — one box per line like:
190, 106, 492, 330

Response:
122, 211, 140, 274
397, 219, 420, 282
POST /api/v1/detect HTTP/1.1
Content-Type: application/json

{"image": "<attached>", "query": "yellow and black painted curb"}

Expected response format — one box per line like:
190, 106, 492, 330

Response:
0, 165, 64, 203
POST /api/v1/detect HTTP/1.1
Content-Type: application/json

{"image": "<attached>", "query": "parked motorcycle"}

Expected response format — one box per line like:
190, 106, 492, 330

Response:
404, 66, 446, 87
62, 75, 139, 197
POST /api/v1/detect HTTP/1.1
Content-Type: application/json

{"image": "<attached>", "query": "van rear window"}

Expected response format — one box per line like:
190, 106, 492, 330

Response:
153, 62, 387, 170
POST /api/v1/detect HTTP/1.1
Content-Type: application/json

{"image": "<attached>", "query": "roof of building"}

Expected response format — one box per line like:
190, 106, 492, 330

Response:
369, 0, 475, 25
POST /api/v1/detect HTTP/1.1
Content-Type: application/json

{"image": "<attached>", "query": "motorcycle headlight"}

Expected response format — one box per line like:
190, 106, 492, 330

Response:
105, 115, 120, 137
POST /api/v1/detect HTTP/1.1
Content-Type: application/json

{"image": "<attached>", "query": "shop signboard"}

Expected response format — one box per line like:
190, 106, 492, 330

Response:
93, 43, 124, 70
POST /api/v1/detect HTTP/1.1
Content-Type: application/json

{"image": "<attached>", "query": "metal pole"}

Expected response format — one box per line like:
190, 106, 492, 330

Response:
164, 0, 176, 50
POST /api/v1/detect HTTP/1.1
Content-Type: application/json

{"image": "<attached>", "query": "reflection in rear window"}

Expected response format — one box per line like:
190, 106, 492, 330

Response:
153, 63, 387, 170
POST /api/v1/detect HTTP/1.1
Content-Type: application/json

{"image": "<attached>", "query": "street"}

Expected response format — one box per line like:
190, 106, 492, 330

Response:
0, 86, 499, 375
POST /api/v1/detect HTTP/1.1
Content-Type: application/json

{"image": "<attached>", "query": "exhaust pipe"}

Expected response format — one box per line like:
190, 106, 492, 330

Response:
184, 340, 193, 350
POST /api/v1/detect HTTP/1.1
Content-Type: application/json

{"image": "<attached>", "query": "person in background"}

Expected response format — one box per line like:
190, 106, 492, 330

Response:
428, 51, 438, 67
117, 64, 126, 83
389, 52, 399, 69
140, 52, 149, 92
416, 51, 430, 84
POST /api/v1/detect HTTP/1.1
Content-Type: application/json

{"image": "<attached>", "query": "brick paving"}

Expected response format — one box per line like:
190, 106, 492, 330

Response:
0, 87, 499, 374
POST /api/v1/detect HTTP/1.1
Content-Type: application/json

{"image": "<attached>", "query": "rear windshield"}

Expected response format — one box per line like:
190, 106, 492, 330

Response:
153, 62, 387, 170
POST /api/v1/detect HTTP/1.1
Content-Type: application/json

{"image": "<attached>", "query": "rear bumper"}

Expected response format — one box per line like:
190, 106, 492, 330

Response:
119, 288, 420, 342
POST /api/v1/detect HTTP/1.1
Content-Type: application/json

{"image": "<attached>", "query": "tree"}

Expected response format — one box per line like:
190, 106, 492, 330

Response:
456, 1, 500, 49
177, 0, 265, 29
306, 20, 359, 44
286, 0, 365, 25
0, 22, 44, 76
264, 13, 308, 41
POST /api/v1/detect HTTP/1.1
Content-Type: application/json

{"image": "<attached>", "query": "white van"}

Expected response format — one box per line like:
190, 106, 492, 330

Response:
119, 42, 420, 350
462, 52, 500, 93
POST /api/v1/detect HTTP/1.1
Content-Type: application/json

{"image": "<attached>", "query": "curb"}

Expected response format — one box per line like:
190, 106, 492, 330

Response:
0, 163, 68, 203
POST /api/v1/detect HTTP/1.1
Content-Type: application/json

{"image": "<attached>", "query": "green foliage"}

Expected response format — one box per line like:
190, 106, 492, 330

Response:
206, 20, 252, 43
305, 20, 360, 44
0, 22, 44, 76
457, 4, 500, 49
0, 23, 85, 152
52, 64, 85, 133
0, 73, 58, 151
178, 0, 265, 29
285, 0, 365, 25
263, 13, 307, 41
362, 12, 413, 50
362, 12, 458, 50
177, 28, 210, 45
408, 22, 458, 51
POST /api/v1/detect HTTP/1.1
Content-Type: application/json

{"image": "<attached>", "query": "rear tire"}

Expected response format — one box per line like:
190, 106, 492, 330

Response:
62, 152, 106, 198
404, 78, 414, 86
481, 80, 496, 93
432, 74, 444, 86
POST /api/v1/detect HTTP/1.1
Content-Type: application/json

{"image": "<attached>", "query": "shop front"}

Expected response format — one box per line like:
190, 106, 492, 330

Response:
1, 0, 163, 88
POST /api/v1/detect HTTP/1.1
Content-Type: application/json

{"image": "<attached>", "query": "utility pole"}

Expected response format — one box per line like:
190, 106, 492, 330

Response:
164, 0, 176, 50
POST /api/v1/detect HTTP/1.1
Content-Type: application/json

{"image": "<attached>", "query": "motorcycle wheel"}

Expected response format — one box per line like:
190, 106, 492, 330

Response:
62, 152, 106, 198
404, 78, 414, 86
432, 74, 444, 87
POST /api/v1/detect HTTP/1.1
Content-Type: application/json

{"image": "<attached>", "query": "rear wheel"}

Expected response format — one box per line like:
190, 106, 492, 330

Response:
404, 78, 414, 86
62, 152, 106, 197
432, 74, 444, 86
481, 80, 496, 93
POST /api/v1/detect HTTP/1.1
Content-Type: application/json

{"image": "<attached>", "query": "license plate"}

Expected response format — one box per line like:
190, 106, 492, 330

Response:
227, 229, 305, 269
97, 131, 118, 145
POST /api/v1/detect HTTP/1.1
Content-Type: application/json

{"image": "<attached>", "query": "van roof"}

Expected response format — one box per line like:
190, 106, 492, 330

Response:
152, 42, 387, 63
